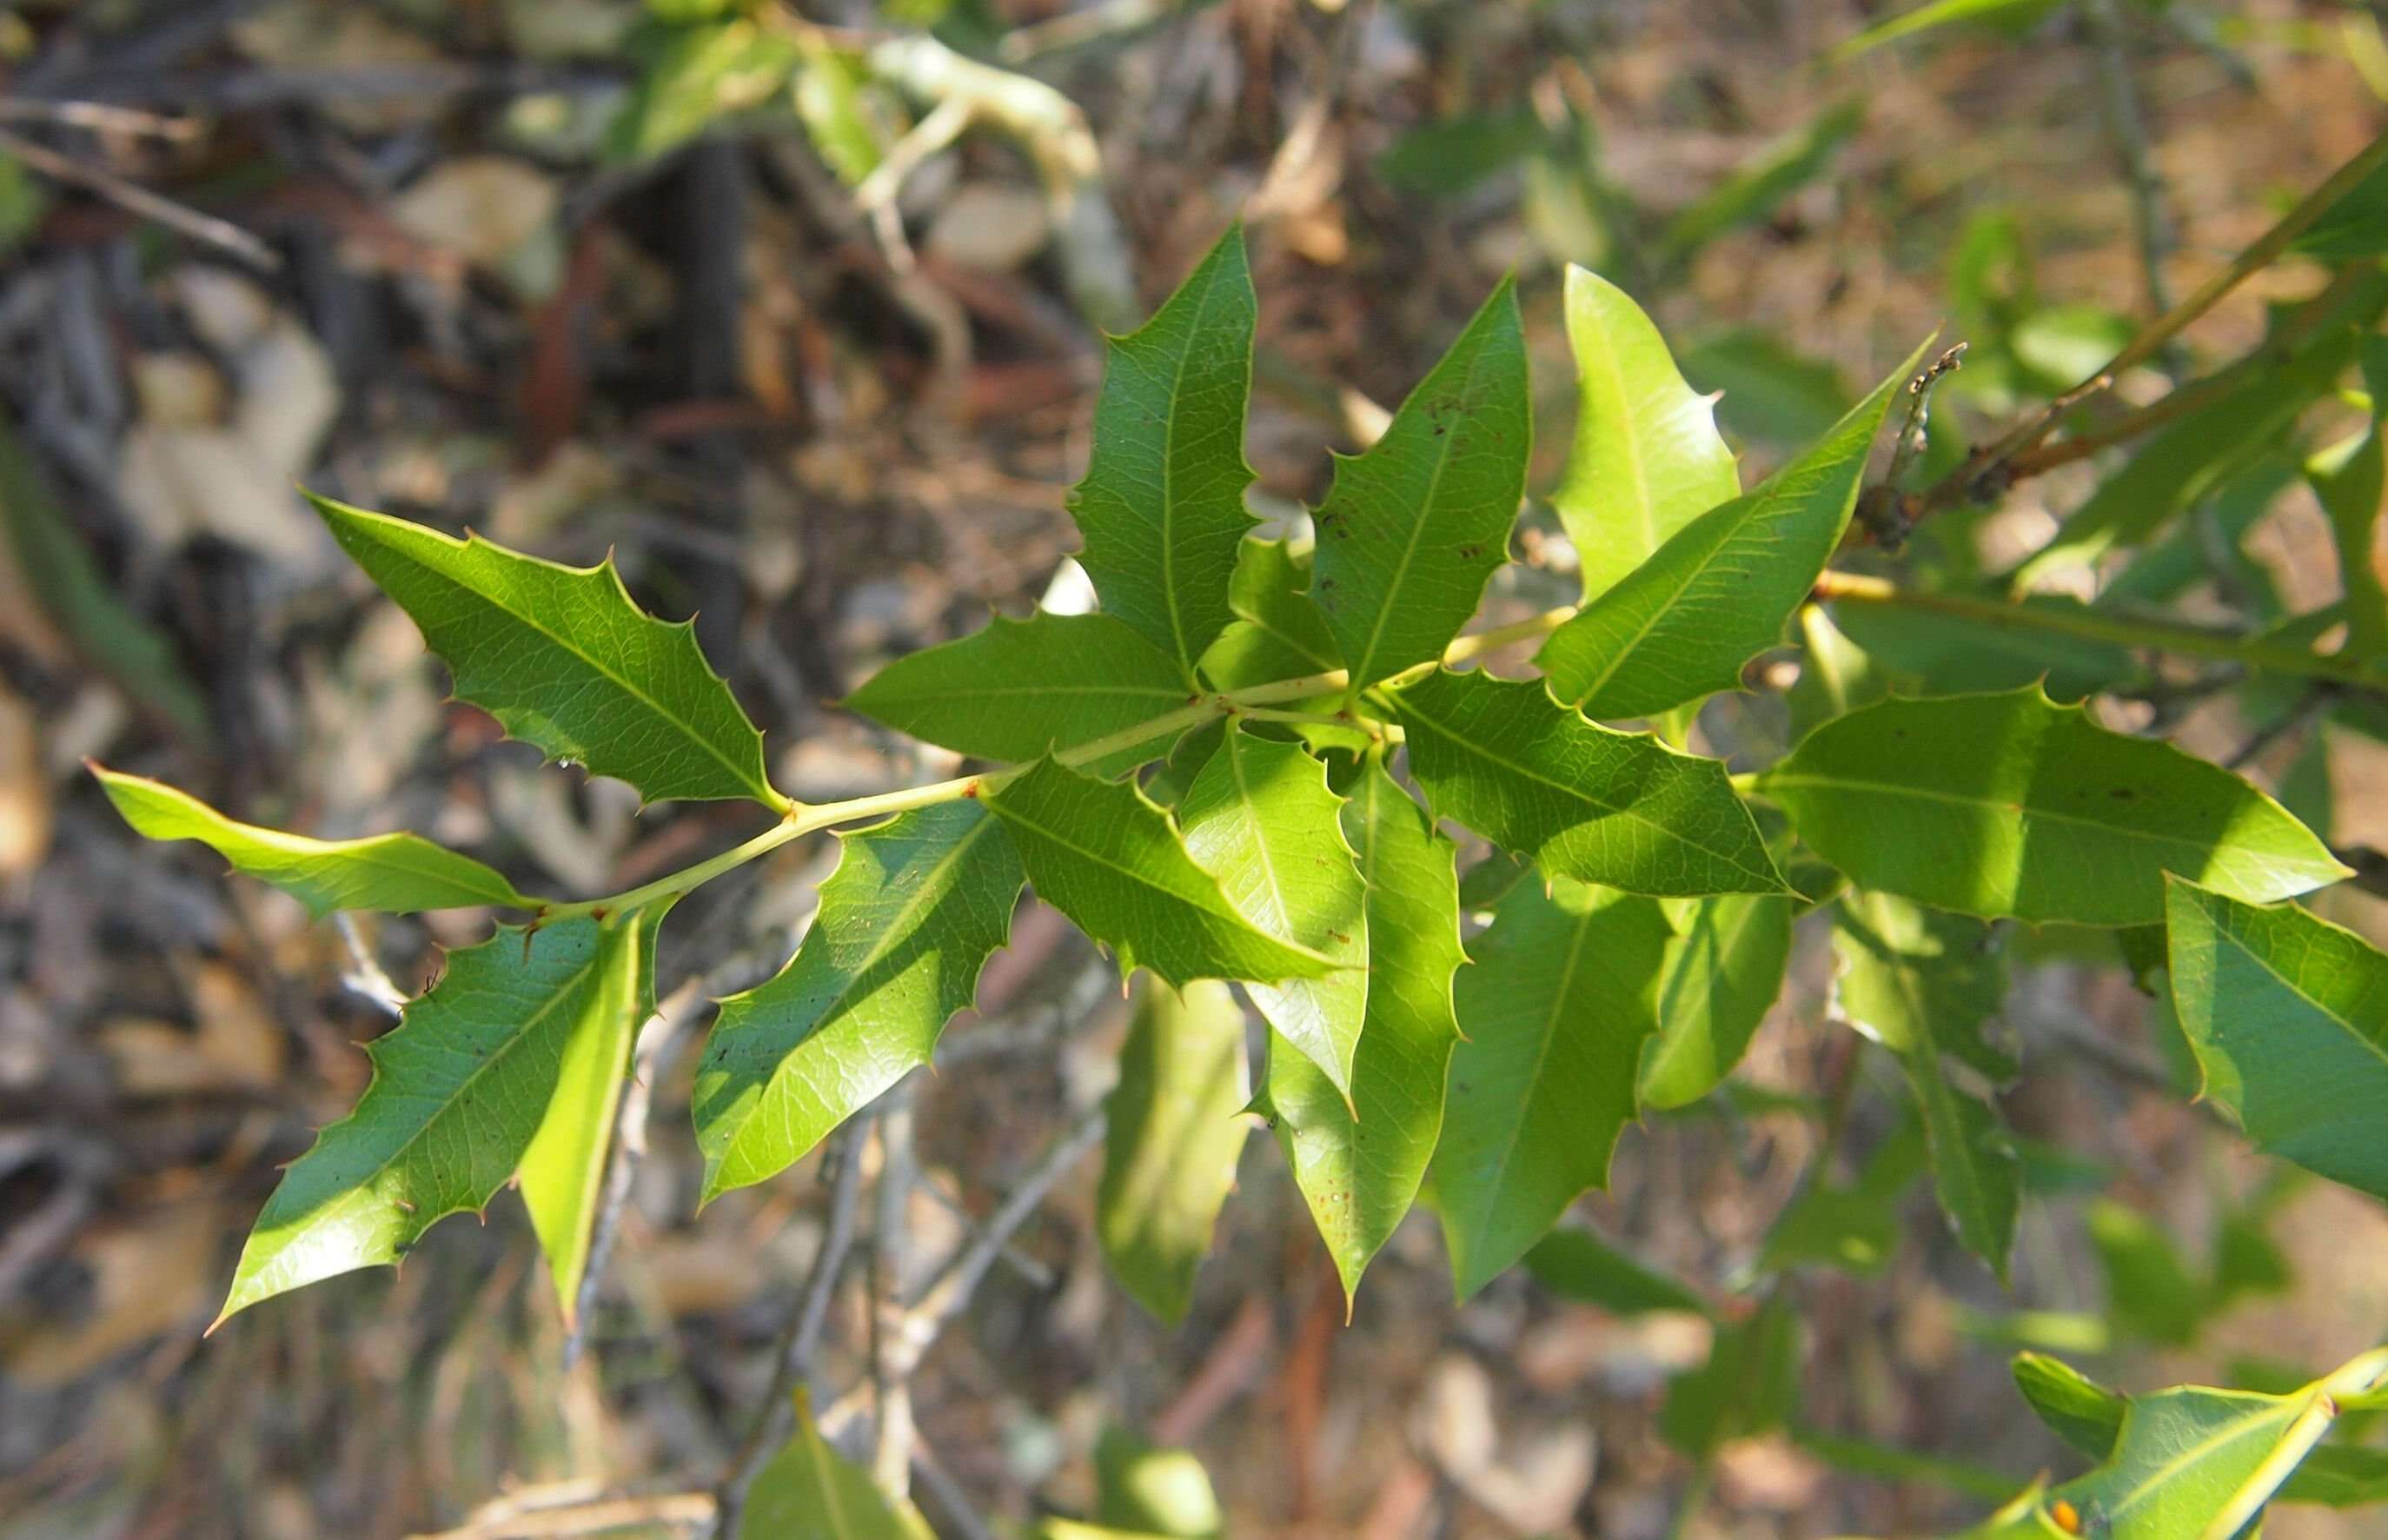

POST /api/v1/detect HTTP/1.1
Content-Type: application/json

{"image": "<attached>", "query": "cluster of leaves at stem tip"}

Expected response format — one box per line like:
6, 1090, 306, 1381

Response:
94, 164, 2388, 1537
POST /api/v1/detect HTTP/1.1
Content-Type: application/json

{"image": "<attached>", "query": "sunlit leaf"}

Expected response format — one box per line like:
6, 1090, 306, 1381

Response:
95, 768, 535, 919
1309, 279, 1530, 691
693, 803, 1024, 1200
1760, 687, 2346, 925
1638, 891, 1793, 1109
742, 1389, 936, 1539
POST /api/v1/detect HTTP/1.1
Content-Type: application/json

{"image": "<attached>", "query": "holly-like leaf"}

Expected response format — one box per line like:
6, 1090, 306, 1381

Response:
1536, 342, 1922, 720
310, 495, 783, 810
1394, 667, 1787, 898
742, 1389, 936, 1540
693, 802, 1025, 1201
215, 914, 653, 1327
1067, 226, 1257, 680
842, 612, 1192, 772
1098, 979, 1250, 1323
1265, 760, 1464, 1302
2164, 878, 2388, 1202
984, 756, 1339, 989
1637, 892, 1793, 1109
1433, 878, 1672, 1298
94, 767, 534, 919
1308, 278, 1530, 691
1176, 726, 1367, 1097
1552, 267, 1739, 601
1197, 536, 1340, 692
1760, 687, 2347, 925
1834, 890, 2020, 1280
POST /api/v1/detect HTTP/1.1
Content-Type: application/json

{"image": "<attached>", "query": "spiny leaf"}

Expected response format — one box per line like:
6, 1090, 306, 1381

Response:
1834, 890, 2020, 1280
742, 1388, 936, 1540
1308, 277, 1530, 691
693, 802, 1025, 1202
215, 914, 653, 1327
1067, 226, 1257, 680
1266, 760, 1464, 1303
1433, 878, 1672, 1298
843, 612, 1193, 773
1536, 341, 1923, 720
2164, 878, 2388, 1202
1197, 535, 1340, 692
1637, 891, 1793, 1109
1177, 726, 1367, 1097
95, 767, 535, 919
309, 494, 783, 810
1759, 687, 2347, 925
1552, 267, 1739, 601
1394, 667, 1787, 898
1098, 979, 1250, 1324
984, 755, 1340, 990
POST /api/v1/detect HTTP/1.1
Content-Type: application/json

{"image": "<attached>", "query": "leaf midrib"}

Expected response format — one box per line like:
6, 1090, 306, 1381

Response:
373, 530, 768, 802
2102, 1395, 2299, 1523
2201, 910, 2388, 1075
1157, 254, 1245, 679
1465, 903, 1595, 1265
1562, 481, 1761, 707
1761, 771, 2268, 866
1405, 692, 1777, 883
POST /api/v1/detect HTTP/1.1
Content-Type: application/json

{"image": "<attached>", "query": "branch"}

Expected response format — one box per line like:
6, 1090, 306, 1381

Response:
0, 122, 279, 269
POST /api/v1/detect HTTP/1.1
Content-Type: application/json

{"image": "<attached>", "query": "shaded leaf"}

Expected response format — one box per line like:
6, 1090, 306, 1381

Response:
1830, 0, 2066, 59
844, 612, 1192, 773
216, 914, 652, 1325
1662, 1297, 1801, 1457
1309, 279, 1530, 690
1552, 267, 1740, 601
96, 768, 534, 919
2087, 1199, 2206, 1348
1197, 536, 1339, 691
1395, 667, 1786, 897
609, 10, 803, 164
1658, 101, 1863, 261
1177, 726, 1367, 1096
1433, 879, 1672, 1298
1525, 1225, 1710, 1316
1092, 1426, 1223, 1538
742, 1389, 935, 1540
1639, 891, 1794, 1109
2164, 879, 2388, 1202
985, 755, 1339, 989
1098, 979, 1250, 1323
311, 495, 783, 809
1537, 342, 1921, 720
1761, 687, 2346, 925
1266, 760, 1464, 1301
1761, 1118, 1927, 1278
1682, 329, 1852, 447
1068, 227, 1257, 680
1831, 592, 2144, 702
2013, 1351, 2126, 1458
693, 802, 1024, 1201
2307, 336, 2388, 665
1377, 110, 1549, 195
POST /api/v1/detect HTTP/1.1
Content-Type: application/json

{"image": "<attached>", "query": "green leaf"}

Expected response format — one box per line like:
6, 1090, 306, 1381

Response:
1662, 1297, 1801, 1457
1309, 278, 1530, 691
2088, 1199, 2207, 1348
215, 914, 652, 1326
1834, 890, 2020, 1280
521, 906, 667, 1320
742, 1389, 936, 1540
985, 755, 1339, 990
95, 768, 534, 919
2016, 1350, 2388, 1539
1536, 342, 1922, 720
2308, 339, 2388, 666
1197, 536, 1339, 691
1265, 760, 1463, 1302
1658, 101, 1864, 262
1433, 878, 1673, 1298
1176, 726, 1366, 1096
309, 495, 783, 810
1786, 602, 1899, 740
1394, 668, 1787, 898
1831, 593, 2144, 703
1682, 329, 1852, 447
1790, 1427, 2023, 1503
791, 37, 890, 186
2164, 879, 2388, 1202
1376, 109, 1549, 196
1067, 226, 1257, 680
2294, 150, 2388, 260
1638, 892, 1794, 1109
1829, 0, 2065, 60
1092, 1427, 1223, 1539
1761, 1118, 1926, 1277
1552, 268, 1740, 601
843, 613, 1192, 772
1098, 979, 1250, 1323
1524, 1225, 1710, 1316
693, 802, 1025, 1201
2013, 1351, 2127, 1458
609, 10, 804, 164
1760, 687, 2347, 925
